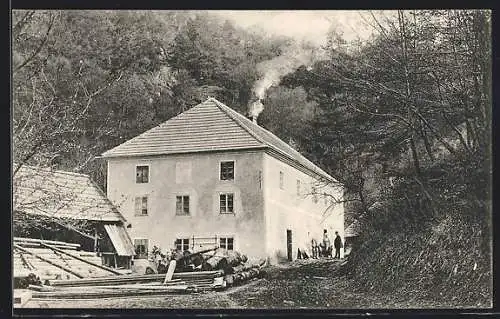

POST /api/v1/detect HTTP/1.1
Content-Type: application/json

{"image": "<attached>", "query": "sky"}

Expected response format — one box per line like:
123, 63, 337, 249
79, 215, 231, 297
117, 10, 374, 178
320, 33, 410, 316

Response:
212, 10, 391, 46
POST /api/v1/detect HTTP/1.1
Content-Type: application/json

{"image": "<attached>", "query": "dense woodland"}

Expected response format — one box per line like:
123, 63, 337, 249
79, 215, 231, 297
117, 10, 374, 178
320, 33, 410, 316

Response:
12, 10, 491, 305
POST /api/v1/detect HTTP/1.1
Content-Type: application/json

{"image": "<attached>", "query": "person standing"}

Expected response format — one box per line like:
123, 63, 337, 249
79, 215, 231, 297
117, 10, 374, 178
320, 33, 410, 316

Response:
322, 229, 331, 258
311, 239, 319, 258
334, 231, 343, 259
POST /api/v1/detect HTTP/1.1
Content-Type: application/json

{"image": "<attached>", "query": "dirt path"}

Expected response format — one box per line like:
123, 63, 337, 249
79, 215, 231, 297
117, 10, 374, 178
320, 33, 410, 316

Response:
21, 258, 480, 309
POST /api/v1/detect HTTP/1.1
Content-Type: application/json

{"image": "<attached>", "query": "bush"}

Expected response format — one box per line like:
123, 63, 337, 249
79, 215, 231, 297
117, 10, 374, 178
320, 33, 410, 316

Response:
344, 155, 492, 306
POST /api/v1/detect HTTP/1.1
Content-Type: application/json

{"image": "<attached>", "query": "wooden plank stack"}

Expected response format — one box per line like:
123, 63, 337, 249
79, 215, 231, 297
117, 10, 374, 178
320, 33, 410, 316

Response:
13, 237, 116, 284
19, 243, 267, 300
30, 270, 227, 299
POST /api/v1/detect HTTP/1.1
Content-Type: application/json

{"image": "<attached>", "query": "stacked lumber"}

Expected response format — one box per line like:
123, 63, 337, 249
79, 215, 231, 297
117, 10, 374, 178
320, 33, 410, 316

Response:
13, 238, 117, 284
30, 270, 227, 299
23, 244, 268, 299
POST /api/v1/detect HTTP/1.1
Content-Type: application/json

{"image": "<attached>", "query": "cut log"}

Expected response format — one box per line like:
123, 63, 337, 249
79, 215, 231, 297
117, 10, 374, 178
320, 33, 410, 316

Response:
232, 265, 245, 274
14, 245, 84, 279
206, 256, 228, 270
226, 250, 242, 266
176, 247, 218, 263
40, 243, 120, 275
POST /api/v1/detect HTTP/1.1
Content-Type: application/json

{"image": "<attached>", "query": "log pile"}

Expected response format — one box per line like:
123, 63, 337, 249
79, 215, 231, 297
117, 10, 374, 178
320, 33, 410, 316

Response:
24, 245, 267, 300
174, 248, 266, 288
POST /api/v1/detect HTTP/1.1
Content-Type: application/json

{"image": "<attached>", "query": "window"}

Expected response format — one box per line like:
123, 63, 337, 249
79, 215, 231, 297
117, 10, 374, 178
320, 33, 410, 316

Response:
134, 196, 148, 216
175, 238, 190, 252
220, 161, 234, 180
136, 165, 149, 183
279, 171, 284, 189
220, 193, 234, 213
176, 196, 190, 215
312, 186, 318, 203
134, 238, 148, 259
296, 179, 301, 196
219, 237, 234, 250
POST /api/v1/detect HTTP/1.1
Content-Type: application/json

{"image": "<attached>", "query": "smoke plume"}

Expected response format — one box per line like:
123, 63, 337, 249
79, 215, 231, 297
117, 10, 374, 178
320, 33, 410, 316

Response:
249, 40, 325, 120
252, 41, 318, 100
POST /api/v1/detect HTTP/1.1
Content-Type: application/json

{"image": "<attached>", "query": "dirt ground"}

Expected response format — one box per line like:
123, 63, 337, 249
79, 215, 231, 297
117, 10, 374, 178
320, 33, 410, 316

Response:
21, 258, 485, 309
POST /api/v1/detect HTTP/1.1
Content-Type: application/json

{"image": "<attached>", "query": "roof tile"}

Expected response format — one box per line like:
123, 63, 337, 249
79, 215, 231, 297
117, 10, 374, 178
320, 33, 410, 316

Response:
14, 164, 124, 222
102, 98, 335, 182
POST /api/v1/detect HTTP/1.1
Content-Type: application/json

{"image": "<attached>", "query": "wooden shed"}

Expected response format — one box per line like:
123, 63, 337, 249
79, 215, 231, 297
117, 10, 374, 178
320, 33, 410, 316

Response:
13, 164, 135, 269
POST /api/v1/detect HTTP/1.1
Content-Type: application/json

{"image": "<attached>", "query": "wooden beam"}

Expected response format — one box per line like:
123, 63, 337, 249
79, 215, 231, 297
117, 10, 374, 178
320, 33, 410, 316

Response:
47, 270, 224, 286
14, 237, 80, 248
40, 243, 121, 275
94, 227, 98, 252
13, 244, 84, 279
31, 286, 192, 299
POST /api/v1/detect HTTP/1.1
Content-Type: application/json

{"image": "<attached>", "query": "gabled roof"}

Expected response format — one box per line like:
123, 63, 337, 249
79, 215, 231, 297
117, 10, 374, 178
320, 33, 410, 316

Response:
101, 98, 336, 182
13, 164, 125, 222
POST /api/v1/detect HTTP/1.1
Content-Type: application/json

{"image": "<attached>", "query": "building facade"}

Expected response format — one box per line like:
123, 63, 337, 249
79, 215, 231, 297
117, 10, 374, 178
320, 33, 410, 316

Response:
102, 98, 344, 263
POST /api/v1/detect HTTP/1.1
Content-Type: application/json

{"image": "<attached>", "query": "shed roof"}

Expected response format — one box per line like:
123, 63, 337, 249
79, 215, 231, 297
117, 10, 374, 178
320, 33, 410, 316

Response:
101, 98, 336, 182
13, 164, 125, 222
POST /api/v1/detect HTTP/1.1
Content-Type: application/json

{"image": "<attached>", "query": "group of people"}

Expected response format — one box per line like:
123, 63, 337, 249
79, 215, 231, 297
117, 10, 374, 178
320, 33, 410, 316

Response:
311, 230, 343, 259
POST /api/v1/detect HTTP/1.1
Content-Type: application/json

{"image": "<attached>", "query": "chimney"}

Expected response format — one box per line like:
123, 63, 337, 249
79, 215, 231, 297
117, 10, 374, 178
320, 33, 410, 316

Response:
249, 99, 264, 125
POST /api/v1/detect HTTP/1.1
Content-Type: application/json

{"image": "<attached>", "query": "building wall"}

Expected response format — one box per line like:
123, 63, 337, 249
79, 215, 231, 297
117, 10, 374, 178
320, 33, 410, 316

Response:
106, 150, 266, 259
262, 153, 344, 263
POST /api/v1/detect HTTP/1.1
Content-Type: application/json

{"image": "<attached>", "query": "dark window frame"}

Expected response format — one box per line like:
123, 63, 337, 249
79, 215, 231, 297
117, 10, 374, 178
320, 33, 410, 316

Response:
220, 161, 235, 181
135, 196, 148, 216
175, 238, 190, 252
136, 165, 149, 183
219, 237, 234, 250
219, 193, 234, 214
134, 238, 148, 259
175, 195, 190, 215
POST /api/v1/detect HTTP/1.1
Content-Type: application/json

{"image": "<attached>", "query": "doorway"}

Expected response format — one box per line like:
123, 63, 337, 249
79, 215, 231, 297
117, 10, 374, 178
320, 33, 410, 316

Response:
286, 229, 292, 261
